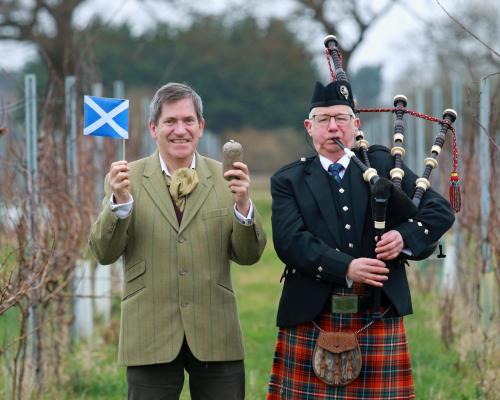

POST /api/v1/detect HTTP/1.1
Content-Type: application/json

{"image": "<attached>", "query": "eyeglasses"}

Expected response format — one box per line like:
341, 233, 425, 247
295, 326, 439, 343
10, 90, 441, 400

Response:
312, 114, 354, 127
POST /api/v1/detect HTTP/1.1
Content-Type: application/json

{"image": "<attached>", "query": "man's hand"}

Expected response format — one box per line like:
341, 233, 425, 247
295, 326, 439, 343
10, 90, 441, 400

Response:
223, 161, 250, 215
375, 230, 404, 260
109, 161, 130, 204
347, 258, 389, 287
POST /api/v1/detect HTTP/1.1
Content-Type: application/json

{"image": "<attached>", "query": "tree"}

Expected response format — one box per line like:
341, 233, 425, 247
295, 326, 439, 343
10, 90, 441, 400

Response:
0, 2, 99, 397
0, 1, 90, 109
392, 3, 499, 397
91, 15, 318, 132
289, 0, 400, 71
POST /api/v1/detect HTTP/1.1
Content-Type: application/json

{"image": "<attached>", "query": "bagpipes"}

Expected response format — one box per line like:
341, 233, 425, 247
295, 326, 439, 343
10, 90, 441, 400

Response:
323, 35, 461, 318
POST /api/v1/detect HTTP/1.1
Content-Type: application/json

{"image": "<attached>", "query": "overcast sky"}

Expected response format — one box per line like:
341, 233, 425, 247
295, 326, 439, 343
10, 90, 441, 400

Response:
0, 0, 483, 87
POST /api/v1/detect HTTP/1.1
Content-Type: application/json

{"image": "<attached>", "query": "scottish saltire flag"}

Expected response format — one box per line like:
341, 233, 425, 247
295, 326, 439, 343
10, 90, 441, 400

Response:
83, 95, 129, 139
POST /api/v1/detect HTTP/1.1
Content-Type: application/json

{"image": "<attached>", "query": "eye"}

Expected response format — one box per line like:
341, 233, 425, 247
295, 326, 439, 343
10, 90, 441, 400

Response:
334, 115, 350, 123
316, 116, 329, 124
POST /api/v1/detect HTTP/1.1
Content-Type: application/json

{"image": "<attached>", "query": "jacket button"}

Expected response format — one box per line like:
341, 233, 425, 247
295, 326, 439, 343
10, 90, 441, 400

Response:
178, 236, 185, 243
181, 302, 189, 308
179, 269, 187, 276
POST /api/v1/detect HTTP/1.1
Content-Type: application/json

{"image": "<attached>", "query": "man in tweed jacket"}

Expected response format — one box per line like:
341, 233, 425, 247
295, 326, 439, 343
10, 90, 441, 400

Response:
89, 82, 266, 399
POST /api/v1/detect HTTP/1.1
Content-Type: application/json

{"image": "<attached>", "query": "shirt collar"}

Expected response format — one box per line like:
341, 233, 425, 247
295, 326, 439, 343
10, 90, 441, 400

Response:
319, 153, 350, 173
159, 154, 196, 177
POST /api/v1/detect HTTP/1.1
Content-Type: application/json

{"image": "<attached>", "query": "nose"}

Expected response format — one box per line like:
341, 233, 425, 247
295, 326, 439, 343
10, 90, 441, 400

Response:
173, 121, 187, 134
327, 116, 340, 130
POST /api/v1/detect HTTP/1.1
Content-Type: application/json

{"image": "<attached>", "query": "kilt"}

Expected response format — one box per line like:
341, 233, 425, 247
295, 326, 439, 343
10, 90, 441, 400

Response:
267, 288, 415, 399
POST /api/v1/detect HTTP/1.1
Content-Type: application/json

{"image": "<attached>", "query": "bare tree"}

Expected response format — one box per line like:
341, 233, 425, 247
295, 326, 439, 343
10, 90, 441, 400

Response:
0, 2, 98, 398
291, 0, 400, 70
0, 0, 86, 80
392, 2, 499, 397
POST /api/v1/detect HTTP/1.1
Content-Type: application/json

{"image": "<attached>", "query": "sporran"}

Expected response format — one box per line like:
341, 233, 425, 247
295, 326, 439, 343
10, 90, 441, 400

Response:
311, 306, 391, 386
312, 330, 361, 386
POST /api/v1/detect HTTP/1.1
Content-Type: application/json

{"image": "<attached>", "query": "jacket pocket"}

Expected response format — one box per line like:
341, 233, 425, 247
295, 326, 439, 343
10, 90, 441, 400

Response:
123, 260, 146, 300
202, 208, 228, 219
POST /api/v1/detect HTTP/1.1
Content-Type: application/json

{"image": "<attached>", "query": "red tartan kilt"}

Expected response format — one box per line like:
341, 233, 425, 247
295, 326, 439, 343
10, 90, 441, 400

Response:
267, 307, 415, 399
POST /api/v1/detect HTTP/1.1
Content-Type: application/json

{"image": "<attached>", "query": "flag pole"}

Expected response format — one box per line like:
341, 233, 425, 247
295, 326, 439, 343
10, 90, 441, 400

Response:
122, 139, 126, 160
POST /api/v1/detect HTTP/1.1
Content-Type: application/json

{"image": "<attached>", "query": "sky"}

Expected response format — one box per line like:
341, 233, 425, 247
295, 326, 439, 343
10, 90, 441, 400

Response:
0, 0, 477, 87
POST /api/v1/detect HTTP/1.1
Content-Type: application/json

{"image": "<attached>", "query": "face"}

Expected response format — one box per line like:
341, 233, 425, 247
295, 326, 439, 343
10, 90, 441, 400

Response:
150, 97, 205, 170
304, 104, 360, 162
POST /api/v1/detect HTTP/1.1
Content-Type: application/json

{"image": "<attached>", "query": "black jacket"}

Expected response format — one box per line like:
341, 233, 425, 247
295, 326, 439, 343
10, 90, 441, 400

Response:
271, 145, 455, 327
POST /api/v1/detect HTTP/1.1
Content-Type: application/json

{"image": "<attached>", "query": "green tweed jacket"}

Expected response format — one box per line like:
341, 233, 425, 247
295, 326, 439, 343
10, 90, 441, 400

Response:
89, 151, 267, 366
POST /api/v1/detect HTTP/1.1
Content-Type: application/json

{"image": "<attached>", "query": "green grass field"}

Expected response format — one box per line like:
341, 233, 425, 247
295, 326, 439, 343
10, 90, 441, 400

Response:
2, 192, 479, 399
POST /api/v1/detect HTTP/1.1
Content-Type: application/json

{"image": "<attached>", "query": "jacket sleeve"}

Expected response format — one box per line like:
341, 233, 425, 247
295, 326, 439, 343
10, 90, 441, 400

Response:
230, 207, 267, 265
88, 174, 132, 265
271, 173, 354, 286
394, 161, 455, 258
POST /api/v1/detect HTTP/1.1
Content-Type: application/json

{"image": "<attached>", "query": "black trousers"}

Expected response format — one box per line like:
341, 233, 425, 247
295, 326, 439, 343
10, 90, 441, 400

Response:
127, 338, 245, 400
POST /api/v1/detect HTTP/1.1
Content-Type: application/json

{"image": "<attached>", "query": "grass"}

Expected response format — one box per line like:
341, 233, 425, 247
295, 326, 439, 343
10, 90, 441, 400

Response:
1, 190, 481, 399
405, 294, 477, 399
61, 343, 127, 400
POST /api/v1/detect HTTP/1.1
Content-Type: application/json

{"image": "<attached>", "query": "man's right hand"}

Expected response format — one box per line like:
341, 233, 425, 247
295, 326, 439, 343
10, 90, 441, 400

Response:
109, 161, 130, 204
346, 258, 389, 287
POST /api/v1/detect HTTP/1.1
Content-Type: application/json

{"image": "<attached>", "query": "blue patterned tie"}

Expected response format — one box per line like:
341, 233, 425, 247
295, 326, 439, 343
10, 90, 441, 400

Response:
328, 163, 344, 183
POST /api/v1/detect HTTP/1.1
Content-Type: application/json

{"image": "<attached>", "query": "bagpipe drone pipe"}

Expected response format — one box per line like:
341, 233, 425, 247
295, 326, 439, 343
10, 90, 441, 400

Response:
323, 35, 461, 318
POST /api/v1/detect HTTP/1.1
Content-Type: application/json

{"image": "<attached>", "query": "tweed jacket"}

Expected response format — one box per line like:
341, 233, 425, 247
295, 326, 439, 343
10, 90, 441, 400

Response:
271, 145, 455, 327
89, 151, 266, 366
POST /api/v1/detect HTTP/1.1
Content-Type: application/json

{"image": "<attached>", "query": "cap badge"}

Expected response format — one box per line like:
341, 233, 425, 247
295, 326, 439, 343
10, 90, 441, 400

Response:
339, 85, 349, 100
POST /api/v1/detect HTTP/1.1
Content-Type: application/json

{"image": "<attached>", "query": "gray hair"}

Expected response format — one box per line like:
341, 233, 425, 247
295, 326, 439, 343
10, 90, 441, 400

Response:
149, 82, 204, 125
308, 107, 356, 120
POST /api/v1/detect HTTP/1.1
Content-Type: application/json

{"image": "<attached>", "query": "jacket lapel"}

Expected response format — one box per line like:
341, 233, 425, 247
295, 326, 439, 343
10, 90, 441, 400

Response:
142, 150, 179, 231
179, 153, 214, 235
346, 157, 369, 244
305, 156, 342, 243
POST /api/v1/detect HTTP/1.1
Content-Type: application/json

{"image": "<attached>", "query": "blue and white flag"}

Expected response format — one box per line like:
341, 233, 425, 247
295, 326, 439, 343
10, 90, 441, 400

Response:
83, 95, 129, 139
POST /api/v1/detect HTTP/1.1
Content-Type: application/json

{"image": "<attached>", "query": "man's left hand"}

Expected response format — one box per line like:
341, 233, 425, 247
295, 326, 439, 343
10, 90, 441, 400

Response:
375, 230, 404, 260
224, 161, 251, 215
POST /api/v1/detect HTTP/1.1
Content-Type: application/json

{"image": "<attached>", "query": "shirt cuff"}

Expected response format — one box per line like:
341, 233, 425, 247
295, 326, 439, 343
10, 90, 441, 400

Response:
109, 194, 134, 219
401, 247, 413, 256
233, 200, 254, 226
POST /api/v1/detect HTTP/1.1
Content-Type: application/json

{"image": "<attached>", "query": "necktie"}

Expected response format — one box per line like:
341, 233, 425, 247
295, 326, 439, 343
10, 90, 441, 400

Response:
328, 163, 344, 183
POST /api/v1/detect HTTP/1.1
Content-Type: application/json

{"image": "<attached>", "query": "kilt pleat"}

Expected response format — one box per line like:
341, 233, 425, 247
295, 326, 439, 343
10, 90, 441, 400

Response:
267, 307, 415, 399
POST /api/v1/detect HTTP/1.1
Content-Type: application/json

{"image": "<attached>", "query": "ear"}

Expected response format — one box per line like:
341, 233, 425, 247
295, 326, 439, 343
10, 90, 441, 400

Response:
304, 119, 313, 136
149, 121, 157, 139
354, 118, 361, 130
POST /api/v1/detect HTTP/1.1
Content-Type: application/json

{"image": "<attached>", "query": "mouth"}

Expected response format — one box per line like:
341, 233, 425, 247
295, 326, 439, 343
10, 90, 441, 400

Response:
170, 139, 190, 144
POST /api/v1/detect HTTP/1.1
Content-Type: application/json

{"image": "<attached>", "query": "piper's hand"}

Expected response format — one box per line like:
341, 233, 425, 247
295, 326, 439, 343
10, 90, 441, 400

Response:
223, 161, 250, 216
375, 230, 404, 260
347, 258, 389, 287
109, 160, 130, 204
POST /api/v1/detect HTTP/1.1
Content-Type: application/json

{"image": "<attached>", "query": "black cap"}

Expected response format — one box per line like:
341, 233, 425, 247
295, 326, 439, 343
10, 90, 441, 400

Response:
310, 80, 355, 111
